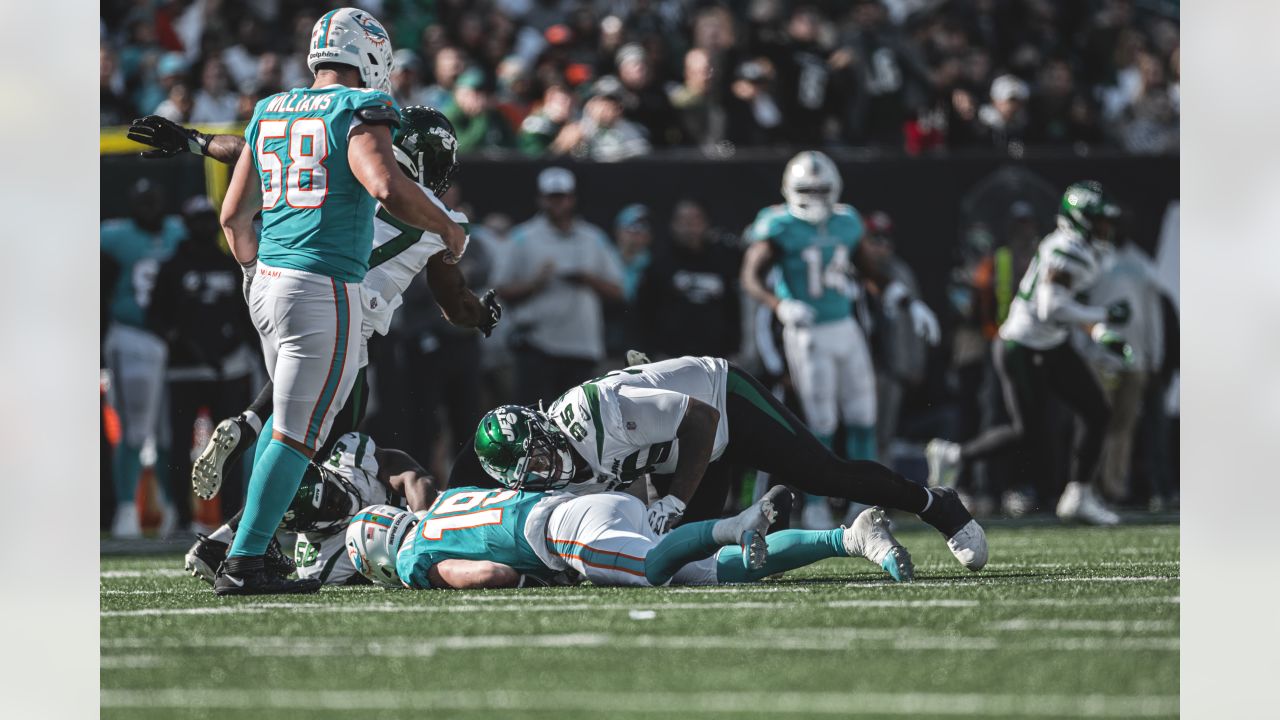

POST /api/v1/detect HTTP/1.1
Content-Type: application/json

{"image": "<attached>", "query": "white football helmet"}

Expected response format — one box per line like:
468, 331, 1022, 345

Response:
345, 504, 417, 587
782, 151, 843, 224
307, 8, 395, 95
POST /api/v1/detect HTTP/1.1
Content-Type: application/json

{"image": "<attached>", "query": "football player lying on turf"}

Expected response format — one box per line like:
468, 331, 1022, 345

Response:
472, 356, 987, 572
185, 432, 437, 585
345, 483, 913, 589
128, 109, 501, 501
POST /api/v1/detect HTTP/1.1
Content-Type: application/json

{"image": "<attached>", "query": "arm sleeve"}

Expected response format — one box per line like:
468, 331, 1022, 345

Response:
614, 386, 691, 447
1035, 279, 1107, 325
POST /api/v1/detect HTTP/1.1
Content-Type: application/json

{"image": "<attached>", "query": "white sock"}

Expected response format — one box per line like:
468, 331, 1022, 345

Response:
920, 487, 934, 514
241, 411, 263, 435
208, 523, 235, 544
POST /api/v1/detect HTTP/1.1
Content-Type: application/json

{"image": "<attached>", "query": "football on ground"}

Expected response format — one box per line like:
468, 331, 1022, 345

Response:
101, 521, 1178, 719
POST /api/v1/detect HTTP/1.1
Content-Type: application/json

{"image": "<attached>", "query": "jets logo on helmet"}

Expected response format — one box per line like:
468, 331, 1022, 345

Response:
308, 8, 396, 95
1058, 180, 1120, 241
474, 405, 576, 491
782, 151, 843, 224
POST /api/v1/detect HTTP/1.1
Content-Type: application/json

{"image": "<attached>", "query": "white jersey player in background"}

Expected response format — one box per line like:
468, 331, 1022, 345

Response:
473, 355, 988, 573
926, 181, 1135, 525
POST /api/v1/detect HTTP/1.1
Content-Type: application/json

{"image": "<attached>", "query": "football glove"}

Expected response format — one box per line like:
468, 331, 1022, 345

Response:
625, 349, 652, 366
646, 495, 686, 536
478, 289, 502, 337
1105, 299, 1132, 325
775, 299, 816, 327
1091, 325, 1134, 366
240, 260, 257, 306
127, 115, 210, 158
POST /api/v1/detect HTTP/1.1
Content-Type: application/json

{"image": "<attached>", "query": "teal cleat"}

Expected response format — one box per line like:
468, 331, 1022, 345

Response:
843, 507, 915, 582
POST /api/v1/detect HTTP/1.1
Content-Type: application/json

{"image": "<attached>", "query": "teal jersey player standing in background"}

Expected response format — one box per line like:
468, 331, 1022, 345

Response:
741, 152, 939, 529
216, 7, 468, 596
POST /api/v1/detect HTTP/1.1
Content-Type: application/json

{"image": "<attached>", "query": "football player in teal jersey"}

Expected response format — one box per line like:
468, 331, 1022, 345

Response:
741, 151, 939, 528
214, 8, 469, 595
346, 485, 915, 589
101, 179, 186, 537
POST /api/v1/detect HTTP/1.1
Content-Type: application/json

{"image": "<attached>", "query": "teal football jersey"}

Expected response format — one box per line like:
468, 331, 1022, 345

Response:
100, 216, 186, 328
396, 487, 556, 588
747, 204, 864, 324
245, 85, 399, 283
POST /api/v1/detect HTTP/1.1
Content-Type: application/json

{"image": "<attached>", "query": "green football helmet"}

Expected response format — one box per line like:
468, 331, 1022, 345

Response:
1058, 180, 1121, 241
393, 105, 459, 196
474, 405, 576, 491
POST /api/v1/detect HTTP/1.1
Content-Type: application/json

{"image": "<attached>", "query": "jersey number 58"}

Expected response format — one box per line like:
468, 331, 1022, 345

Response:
257, 118, 329, 210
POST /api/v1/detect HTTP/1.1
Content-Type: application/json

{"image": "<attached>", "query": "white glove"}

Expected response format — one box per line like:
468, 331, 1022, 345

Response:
240, 260, 257, 306
646, 495, 686, 536
881, 281, 911, 316
774, 299, 816, 327
908, 299, 940, 346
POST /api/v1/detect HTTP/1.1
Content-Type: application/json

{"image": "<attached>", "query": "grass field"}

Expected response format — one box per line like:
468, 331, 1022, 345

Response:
100, 520, 1179, 719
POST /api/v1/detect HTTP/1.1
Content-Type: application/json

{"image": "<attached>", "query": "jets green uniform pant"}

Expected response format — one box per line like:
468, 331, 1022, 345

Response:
659, 365, 926, 522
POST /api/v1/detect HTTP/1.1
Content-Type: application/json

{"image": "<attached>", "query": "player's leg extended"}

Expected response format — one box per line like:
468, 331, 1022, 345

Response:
645, 486, 787, 585
783, 323, 840, 527
228, 271, 362, 561
833, 318, 878, 462
192, 378, 271, 500
722, 363, 987, 571
104, 325, 169, 536
715, 508, 913, 583
1045, 344, 1116, 525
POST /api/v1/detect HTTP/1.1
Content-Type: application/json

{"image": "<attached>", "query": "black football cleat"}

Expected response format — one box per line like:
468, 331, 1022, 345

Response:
192, 415, 257, 500
213, 556, 321, 596
186, 534, 295, 585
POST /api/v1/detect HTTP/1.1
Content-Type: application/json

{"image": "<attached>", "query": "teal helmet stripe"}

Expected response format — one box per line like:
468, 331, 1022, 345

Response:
353, 512, 394, 527
316, 10, 338, 49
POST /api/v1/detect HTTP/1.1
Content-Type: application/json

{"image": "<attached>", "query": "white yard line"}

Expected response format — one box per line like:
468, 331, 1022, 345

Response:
989, 619, 1177, 633
100, 569, 190, 578
99, 688, 1179, 717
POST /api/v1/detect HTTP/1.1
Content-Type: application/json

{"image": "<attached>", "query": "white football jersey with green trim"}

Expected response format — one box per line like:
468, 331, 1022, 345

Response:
1000, 227, 1106, 350
361, 187, 469, 340
546, 356, 730, 494
294, 432, 401, 584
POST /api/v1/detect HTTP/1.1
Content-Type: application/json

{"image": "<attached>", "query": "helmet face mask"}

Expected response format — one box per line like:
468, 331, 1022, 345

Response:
308, 8, 395, 95
345, 504, 417, 587
392, 106, 459, 196
783, 151, 842, 224
475, 405, 576, 491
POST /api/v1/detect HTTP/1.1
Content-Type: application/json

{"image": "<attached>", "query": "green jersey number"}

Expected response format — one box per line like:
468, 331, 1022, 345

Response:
619, 441, 674, 478
1015, 253, 1041, 301
295, 539, 320, 568
559, 404, 588, 442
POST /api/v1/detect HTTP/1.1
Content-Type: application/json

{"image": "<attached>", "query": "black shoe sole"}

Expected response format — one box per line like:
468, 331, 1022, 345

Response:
213, 578, 322, 596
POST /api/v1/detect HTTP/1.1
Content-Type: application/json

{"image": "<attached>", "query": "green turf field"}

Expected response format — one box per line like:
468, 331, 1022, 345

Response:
100, 521, 1179, 719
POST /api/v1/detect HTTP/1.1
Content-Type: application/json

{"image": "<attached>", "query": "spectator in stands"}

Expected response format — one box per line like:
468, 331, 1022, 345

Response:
668, 47, 723, 147
726, 59, 784, 147
154, 82, 195, 123
840, 0, 931, 146
611, 204, 653, 303
190, 56, 237, 124
147, 196, 257, 533
1112, 51, 1179, 154
423, 46, 467, 110
1029, 59, 1105, 147
518, 83, 579, 156
444, 68, 517, 152
574, 76, 652, 162
493, 168, 624, 406
391, 49, 427, 107
770, 4, 841, 146
634, 200, 742, 360
974, 74, 1031, 154
101, 44, 135, 125
135, 52, 187, 120
616, 43, 684, 147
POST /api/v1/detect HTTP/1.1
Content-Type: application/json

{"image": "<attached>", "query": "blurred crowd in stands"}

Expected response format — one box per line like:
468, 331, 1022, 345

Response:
101, 0, 1180, 156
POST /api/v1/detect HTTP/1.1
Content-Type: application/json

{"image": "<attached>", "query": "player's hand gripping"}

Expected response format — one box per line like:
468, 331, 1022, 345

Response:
440, 223, 468, 265
647, 495, 686, 536
478, 289, 502, 337
128, 115, 210, 158
1091, 325, 1133, 366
